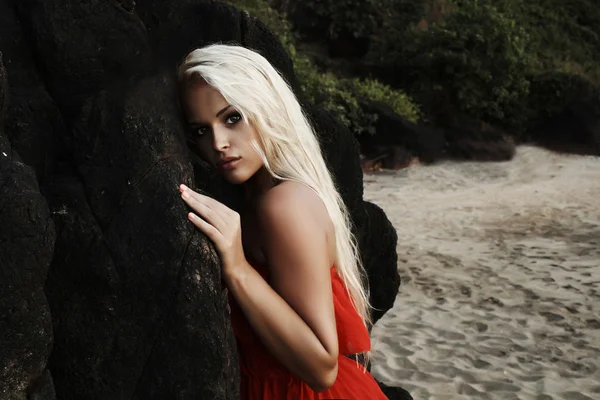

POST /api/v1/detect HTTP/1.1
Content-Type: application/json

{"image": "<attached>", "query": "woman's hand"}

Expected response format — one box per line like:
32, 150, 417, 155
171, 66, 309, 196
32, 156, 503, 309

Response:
179, 184, 247, 278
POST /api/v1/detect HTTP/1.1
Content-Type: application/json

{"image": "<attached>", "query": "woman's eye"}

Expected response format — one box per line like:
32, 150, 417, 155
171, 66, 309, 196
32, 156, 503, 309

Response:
195, 127, 210, 137
225, 113, 241, 125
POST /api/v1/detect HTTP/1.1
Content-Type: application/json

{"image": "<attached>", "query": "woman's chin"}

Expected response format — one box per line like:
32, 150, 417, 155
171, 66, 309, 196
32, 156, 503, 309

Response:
221, 170, 250, 185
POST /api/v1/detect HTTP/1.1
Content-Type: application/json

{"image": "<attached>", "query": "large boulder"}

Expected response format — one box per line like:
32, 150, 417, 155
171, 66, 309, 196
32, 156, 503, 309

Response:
0, 53, 56, 400
0, 1, 402, 398
4, 0, 238, 398
0, 0, 64, 185
358, 101, 446, 165
359, 202, 400, 325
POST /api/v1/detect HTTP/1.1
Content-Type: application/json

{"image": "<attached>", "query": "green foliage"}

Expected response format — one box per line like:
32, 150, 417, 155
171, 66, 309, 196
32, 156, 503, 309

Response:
297, 0, 426, 41
366, 0, 600, 133
303, 0, 382, 38
377, 0, 531, 129
526, 71, 600, 131
224, 0, 421, 134
379, 0, 427, 29
349, 78, 420, 124
298, 62, 420, 134
225, 0, 296, 53
508, 0, 600, 83
235, 0, 600, 138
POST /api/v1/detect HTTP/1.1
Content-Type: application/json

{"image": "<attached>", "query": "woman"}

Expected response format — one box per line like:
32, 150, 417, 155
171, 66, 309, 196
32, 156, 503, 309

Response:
178, 44, 387, 399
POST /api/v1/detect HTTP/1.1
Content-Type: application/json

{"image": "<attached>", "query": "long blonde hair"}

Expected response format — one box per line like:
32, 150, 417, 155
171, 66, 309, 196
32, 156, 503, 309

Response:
178, 44, 371, 330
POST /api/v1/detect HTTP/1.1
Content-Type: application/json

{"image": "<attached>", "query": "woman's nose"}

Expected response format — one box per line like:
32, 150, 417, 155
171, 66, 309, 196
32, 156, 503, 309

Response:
212, 127, 230, 151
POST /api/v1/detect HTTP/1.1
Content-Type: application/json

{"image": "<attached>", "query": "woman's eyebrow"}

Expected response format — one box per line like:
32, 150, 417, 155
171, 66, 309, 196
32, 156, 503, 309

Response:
188, 105, 232, 126
215, 105, 231, 117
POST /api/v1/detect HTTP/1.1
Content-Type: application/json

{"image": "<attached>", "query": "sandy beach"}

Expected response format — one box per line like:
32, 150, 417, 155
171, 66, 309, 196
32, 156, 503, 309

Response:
365, 145, 600, 400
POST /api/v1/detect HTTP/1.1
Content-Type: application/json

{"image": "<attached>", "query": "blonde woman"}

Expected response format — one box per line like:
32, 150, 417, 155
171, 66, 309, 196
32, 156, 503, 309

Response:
178, 44, 387, 399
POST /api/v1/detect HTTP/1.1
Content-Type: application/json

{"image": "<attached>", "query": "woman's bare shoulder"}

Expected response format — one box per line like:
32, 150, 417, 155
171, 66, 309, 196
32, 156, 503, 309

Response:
255, 181, 328, 225
255, 181, 335, 274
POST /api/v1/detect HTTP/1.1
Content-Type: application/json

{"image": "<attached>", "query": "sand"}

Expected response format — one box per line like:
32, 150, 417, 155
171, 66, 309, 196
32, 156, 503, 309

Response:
364, 145, 600, 400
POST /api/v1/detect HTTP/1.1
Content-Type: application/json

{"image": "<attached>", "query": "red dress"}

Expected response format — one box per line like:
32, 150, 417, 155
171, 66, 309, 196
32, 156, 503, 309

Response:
228, 262, 388, 399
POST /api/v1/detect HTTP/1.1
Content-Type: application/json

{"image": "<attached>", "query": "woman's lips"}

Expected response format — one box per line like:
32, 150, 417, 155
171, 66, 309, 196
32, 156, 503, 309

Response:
218, 157, 241, 171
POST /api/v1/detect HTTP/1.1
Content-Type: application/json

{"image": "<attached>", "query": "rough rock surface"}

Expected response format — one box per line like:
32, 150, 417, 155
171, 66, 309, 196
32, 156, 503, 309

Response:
0, 52, 56, 400
0, 1, 402, 398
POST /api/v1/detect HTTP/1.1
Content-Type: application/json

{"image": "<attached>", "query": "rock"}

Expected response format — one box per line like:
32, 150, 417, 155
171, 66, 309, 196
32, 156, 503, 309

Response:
359, 102, 516, 167
361, 145, 419, 171
0, 50, 56, 400
4, 0, 238, 398
358, 101, 446, 164
137, 0, 242, 69
377, 380, 414, 400
443, 116, 516, 162
0, 0, 64, 184
305, 104, 365, 219
12, 0, 152, 116
137, 1, 298, 94
359, 201, 400, 325
27, 370, 58, 400
0, 51, 5, 120
42, 74, 239, 400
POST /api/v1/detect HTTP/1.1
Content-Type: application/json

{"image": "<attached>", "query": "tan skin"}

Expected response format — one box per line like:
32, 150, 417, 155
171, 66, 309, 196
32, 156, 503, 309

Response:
179, 80, 339, 392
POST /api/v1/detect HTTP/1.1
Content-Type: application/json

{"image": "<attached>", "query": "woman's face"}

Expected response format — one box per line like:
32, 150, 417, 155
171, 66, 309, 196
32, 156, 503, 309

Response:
181, 81, 265, 185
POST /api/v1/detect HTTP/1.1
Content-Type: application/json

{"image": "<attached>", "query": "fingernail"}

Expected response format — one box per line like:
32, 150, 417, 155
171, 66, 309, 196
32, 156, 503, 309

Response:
180, 184, 188, 191
182, 192, 190, 199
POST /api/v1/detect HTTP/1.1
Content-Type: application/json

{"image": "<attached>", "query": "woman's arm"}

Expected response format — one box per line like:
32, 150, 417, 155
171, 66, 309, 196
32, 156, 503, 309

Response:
226, 182, 339, 391
180, 182, 339, 392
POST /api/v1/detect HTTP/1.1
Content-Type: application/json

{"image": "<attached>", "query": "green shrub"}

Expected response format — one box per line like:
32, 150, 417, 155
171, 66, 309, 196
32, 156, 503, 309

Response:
349, 78, 420, 124
372, 0, 531, 130
513, 0, 600, 79
295, 55, 420, 134
225, 0, 296, 53
370, 0, 600, 128
527, 71, 600, 128
300, 0, 426, 39
302, 0, 382, 38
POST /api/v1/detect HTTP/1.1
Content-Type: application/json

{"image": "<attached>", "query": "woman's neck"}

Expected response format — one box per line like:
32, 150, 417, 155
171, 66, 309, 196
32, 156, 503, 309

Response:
243, 166, 278, 202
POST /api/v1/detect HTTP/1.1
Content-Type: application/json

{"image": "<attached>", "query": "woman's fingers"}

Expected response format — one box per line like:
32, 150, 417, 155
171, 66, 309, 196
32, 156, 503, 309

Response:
181, 191, 227, 231
196, 193, 232, 214
180, 184, 234, 216
187, 212, 221, 242
179, 185, 239, 239
179, 185, 245, 272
